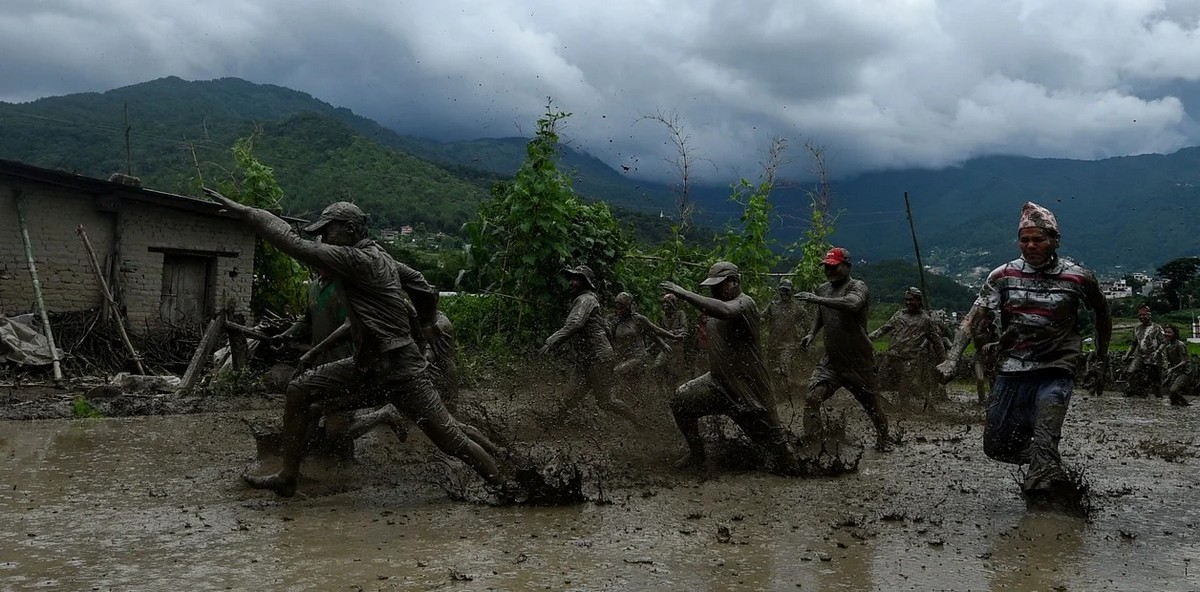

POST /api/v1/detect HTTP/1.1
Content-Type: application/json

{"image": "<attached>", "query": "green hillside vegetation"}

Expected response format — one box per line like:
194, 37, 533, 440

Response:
823, 152, 1200, 277
0, 77, 691, 242
854, 259, 978, 312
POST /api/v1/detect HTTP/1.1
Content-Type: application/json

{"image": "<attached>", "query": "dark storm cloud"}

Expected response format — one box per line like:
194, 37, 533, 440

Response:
4, 0, 1200, 182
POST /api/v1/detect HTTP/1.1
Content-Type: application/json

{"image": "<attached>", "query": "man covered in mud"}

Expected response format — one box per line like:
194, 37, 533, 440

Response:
796, 247, 893, 452
659, 262, 797, 473
203, 190, 501, 496
937, 202, 1111, 504
652, 293, 691, 395
539, 265, 643, 427
276, 268, 406, 448
1123, 305, 1165, 398
609, 291, 682, 405
761, 278, 810, 393
869, 287, 946, 406
1160, 325, 1192, 407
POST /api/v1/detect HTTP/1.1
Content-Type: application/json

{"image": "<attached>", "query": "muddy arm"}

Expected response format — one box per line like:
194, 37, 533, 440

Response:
542, 295, 596, 351
658, 281, 742, 320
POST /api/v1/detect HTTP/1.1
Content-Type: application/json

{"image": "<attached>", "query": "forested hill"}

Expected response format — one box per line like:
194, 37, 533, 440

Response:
0, 76, 676, 232
822, 150, 1200, 279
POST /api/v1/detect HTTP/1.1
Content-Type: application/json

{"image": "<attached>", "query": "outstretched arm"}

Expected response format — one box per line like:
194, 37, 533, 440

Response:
794, 286, 866, 313
936, 304, 990, 380
205, 188, 364, 274
541, 295, 596, 353
868, 312, 898, 341
658, 281, 743, 320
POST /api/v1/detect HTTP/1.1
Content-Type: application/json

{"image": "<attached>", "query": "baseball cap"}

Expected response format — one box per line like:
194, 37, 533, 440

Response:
822, 247, 851, 266
700, 261, 740, 286
304, 201, 366, 233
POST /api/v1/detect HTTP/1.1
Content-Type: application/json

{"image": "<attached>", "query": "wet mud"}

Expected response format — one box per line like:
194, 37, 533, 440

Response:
2, 377, 1199, 590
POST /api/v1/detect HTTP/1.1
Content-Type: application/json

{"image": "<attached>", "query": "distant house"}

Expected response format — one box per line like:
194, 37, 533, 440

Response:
1101, 279, 1134, 300
0, 160, 258, 332
379, 228, 399, 245
399, 225, 414, 237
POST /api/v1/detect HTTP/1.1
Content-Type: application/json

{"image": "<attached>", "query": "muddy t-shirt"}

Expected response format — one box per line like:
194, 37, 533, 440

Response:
546, 290, 613, 364
1131, 323, 1165, 366
610, 313, 652, 362
975, 256, 1103, 375
706, 293, 773, 413
810, 278, 875, 389
762, 297, 807, 349
879, 310, 942, 360
1162, 340, 1188, 375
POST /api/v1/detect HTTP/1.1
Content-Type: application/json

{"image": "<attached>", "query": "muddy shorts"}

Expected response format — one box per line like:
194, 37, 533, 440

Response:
984, 372, 1073, 464
672, 373, 782, 444
808, 358, 876, 393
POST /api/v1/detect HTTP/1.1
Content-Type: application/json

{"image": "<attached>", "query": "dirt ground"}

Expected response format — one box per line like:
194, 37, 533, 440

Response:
2, 364, 1199, 591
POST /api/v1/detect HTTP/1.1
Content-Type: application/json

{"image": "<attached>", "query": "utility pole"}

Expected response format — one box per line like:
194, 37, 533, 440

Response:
124, 102, 132, 176
904, 191, 930, 308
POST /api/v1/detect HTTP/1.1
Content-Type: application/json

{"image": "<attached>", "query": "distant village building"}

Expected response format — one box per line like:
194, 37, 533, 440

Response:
379, 229, 399, 245
399, 225, 414, 237
1101, 278, 1134, 300
0, 160, 258, 332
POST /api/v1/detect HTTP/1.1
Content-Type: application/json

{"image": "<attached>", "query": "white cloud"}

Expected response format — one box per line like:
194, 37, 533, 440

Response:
2, 0, 1200, 181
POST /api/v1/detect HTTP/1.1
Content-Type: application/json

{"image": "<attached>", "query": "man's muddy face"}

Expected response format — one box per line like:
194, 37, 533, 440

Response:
568, 275, 587, 293
904, 295, 922, 313
1018, 227, 1056, 268
318, 221, 357, 247
710, 278, 739, 301
823, 263, 850, 283
1139, 310, 1152, 324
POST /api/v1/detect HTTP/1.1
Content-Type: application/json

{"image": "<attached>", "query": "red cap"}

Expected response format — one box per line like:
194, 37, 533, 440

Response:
822, 247, 850, 266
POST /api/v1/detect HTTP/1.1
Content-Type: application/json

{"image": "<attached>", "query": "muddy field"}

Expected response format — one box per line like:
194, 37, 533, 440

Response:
2, 369, 1199, 591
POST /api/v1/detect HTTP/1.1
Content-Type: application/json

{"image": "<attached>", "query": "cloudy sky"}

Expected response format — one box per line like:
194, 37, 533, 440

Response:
4, 0, 1200, 182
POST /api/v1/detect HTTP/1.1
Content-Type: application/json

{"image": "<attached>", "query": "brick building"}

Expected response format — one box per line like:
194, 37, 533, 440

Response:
0, 160, 258, 333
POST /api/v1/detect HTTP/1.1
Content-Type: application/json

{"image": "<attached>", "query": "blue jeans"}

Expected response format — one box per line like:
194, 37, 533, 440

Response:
983, 372, 1073, 465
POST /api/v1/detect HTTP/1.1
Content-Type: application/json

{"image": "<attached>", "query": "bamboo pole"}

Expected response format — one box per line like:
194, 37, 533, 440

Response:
14, 190, 63, 382
76, 225, 145, 374
903, 191, 930, 309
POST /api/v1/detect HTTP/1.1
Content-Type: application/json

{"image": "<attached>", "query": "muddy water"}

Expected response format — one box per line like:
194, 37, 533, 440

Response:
2, 392, 1199, 591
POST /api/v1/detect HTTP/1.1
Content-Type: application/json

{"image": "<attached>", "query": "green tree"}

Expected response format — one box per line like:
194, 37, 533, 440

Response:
789, 142, 836, 291
216, 136, 308, 317
463, 103, 628, 346
1155, 257, 1200, 310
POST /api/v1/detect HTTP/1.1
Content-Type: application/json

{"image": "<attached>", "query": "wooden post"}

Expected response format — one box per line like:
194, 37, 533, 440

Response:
76, 225, 145, 374
177, 311, 226, 394
14, 190, 63, 382
904, 191, 931, 309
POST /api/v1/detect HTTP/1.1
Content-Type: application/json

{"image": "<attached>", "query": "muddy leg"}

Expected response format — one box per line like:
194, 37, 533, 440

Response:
243, 382, 313, 497
1023, 404, 1069, 494
849, 385, 892, 451
396, 374, 501, 486
456, 420, 503, 457
589, 361, 644, 428
802, 382, 838, 442
983, 376, 1034, 464
343, 404, 408, 442
669, 374, 729, 469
